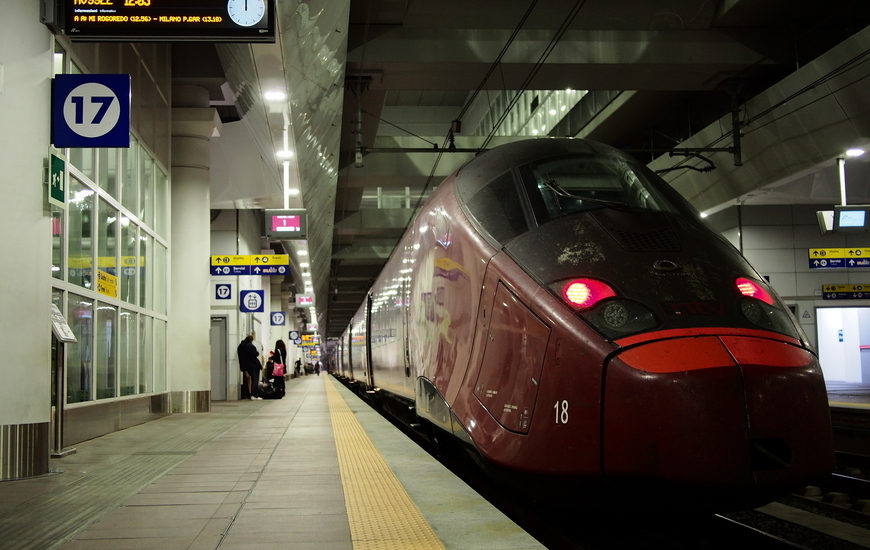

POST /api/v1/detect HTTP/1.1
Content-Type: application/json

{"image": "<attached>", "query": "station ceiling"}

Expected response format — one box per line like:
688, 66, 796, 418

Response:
173, 0, 870, 339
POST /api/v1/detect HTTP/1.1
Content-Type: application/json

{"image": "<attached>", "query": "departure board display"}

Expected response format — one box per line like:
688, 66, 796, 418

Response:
61, 0, 276, 42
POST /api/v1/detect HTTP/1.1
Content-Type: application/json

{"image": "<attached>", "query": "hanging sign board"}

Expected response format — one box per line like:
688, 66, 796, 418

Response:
264, 209, 307, 239
60, 0, 276, 42
51, 304, 78, 343
52, 74, 131, 148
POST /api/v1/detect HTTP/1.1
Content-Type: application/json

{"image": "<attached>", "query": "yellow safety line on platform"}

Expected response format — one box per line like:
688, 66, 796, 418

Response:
829, 401, 870, 409
325, 376, 447, 550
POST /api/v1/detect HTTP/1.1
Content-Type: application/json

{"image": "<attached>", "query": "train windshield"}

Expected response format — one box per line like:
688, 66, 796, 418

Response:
525, 155, 691, 222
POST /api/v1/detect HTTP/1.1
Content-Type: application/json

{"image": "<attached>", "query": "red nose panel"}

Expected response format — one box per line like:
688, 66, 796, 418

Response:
603, 337, 755, 493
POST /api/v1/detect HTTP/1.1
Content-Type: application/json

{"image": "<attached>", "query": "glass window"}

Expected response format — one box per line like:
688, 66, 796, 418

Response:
139, 233, 153, 309
97, 198, 118, 286
154, 166, 168, 237
52, 205, 64, 281
154, 243, 166, 315
464, 171, 528, 245
154, 319, 167, 392
53, 43, 66, 76
98, 148, 118, 198
69, 148, 94, 181
139, 315, 153, 393
119, 215, 137, 304
67, 293, 93, 404
68, 177, 95, 290
95, 302, 117, 399
119, 309, 137, 396
121, 136, 138, 215
139, 146, 154, 228
525, 155, 689, 223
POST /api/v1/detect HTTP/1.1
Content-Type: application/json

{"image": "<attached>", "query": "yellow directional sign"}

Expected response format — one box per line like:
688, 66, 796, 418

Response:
808, 248, 846, 258
96, 269, 119, 299
823, 284, 870, 293
210, 254, 289, 266
809, 248, 870, 258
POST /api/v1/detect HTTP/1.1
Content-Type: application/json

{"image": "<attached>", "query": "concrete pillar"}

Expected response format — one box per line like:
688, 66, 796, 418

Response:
169, 85, 221, 412
0, 4, 53, 478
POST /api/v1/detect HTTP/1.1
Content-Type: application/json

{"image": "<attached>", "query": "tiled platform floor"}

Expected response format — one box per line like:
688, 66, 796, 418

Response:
0, 375, 544, 550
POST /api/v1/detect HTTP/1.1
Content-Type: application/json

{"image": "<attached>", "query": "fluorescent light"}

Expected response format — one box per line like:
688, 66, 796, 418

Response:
277, 150, 294, 159
264, 91, 286, 101
847, 148, 865, 157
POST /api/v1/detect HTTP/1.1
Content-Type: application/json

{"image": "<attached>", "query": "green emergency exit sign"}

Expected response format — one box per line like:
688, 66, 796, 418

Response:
49, 153, 65, 208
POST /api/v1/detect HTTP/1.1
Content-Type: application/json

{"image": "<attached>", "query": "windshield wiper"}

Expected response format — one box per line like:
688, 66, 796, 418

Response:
541, 178, 633, 211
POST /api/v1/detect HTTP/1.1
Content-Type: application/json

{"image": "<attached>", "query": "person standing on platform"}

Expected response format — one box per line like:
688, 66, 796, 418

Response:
315, 360, 321, 376
237, 335, 263, 400
271, 339, 287, 397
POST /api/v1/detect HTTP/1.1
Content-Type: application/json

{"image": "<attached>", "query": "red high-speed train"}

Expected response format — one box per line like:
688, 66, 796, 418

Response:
335, 138, 834, 510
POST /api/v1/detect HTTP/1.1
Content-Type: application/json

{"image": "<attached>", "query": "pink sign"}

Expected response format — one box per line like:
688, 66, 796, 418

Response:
271, 215, 301, 232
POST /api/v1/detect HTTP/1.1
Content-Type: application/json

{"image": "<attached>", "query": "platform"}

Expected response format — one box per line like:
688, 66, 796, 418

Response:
0, 375, 545, 550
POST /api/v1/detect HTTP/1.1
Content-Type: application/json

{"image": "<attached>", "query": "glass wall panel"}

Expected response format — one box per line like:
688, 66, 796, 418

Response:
154, 243, 166, 315
95, 302, 117, 399
98, 148, 118, 198
69, 148, 94, 181
67, 293, 93, 404
51, 205, 64, 281
121, 136, 138, 214
153, 319, 167, 392
139, 315, 153, 393
119, 309, 137, 396
139, 147, 154, 228
97, 198, 118, 286
53, 43, 66, 76
139, 233, 153, 309
119, 215, 137, 303
154, 167, 167, 238
68, 177, 94, 290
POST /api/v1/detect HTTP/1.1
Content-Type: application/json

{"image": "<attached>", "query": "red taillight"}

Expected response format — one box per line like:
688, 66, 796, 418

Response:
562, 279, 616, 308
736, 277, 774, 305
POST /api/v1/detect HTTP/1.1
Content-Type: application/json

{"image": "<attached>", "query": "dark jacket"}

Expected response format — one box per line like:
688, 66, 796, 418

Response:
237, 339, 261, 372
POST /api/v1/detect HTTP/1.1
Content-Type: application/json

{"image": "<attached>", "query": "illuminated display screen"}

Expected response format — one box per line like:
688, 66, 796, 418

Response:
264, 209, 307, 239
834, 205, 870, 232
272, 215, 301, 233
839, 210, 866, 228
61, 0, 276, 42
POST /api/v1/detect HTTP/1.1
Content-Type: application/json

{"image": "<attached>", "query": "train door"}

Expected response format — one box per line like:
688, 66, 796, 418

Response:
402, 271, 412, 379
365, 294, 375, 388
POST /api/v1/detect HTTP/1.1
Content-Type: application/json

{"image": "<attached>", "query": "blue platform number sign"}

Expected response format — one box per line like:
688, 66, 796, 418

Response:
52, 74, 131, 148
215, 283, 232, 300
271, 312, 286, 326
239, 290, 265, 313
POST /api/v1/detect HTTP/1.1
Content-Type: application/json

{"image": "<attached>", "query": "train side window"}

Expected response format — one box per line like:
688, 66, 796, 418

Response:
464, 171, 529, 245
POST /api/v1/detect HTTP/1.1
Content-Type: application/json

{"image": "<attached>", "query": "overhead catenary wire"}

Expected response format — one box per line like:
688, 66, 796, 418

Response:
478, 0, 587, 152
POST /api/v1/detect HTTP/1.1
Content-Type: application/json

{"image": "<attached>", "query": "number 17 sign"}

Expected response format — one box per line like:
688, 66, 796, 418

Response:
52, 74, 130, 148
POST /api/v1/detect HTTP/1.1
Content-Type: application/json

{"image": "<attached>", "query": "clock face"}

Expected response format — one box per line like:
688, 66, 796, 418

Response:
227, 0, 266, 27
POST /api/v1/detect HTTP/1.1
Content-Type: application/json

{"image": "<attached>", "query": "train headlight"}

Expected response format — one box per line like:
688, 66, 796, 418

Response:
581, 299, 658, 339
602, 302, 629, 328
550, 278, 657, 338
560, 278, 616, 308
736, 277, 774, 305
736, 277, 801, 338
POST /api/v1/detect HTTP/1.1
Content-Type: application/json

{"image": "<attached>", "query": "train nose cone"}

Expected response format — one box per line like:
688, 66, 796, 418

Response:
602, 335, 834, 504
